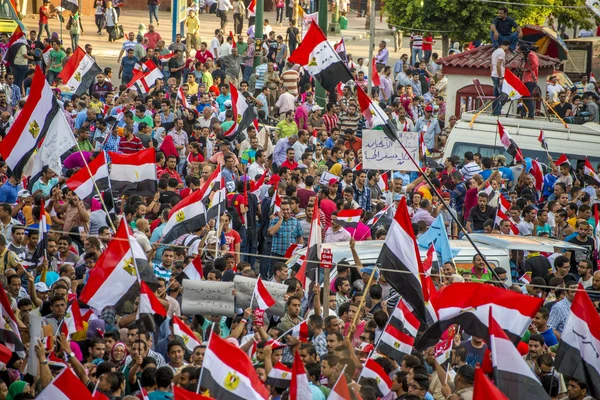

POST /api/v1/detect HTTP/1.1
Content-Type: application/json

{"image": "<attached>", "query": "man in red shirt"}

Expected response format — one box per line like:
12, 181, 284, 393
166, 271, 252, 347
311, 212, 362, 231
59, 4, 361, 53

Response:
144, 24, 162, 49
221, 213, 241, 264
422, 33, 434, 63
118, 125, 144, 154
195, 42, 214, 64
519, 43, 539, 119
39, 0, 52, 39
343, 129, 362, 155
280, 148, 299, 170
159, 155, 184, 187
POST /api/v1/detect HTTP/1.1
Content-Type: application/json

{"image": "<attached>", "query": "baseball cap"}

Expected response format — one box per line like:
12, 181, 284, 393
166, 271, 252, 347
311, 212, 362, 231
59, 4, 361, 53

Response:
328, 178, 339, 186
441, 192, 450, 199
311, 105, 323, 112
18, 189, 31, 198
224, 99, 232, 107
35, 282, 50, 293
425, 105, 434, 112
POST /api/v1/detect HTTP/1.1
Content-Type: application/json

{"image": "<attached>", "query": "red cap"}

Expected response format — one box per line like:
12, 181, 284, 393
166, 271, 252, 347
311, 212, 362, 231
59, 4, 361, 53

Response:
425, 105, 434, 112
328, 178, 339, 186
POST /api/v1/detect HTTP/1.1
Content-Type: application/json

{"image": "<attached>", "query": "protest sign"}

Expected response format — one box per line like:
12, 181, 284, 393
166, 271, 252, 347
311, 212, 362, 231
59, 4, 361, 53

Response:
234, 276, 288, 317
182, 280, 235, 317
362, 129, 419, 171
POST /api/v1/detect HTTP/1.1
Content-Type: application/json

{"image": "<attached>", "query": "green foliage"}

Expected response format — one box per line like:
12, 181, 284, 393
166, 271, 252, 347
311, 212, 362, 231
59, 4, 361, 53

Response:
384, 0, 590, 43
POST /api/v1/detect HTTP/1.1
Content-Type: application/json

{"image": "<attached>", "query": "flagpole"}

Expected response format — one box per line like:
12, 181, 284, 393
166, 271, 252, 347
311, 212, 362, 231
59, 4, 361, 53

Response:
542, 98, 569, 128
347, 265, 378, 340
197, 323, 216, 394
74, 144, 117, 232
367, 97, 504, 285
214, 202, 222, 258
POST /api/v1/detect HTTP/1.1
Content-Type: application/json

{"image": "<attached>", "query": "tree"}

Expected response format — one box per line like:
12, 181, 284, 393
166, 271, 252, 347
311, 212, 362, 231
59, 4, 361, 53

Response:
385, 0, 551, 56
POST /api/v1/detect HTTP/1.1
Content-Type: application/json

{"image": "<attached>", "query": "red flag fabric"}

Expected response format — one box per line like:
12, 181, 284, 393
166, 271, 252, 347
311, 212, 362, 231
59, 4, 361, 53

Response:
139, 281, 167, 317
290, 351, 312, 400
253, 277, 276, 310
473, 367, 509, 400
371, 58, 381, 86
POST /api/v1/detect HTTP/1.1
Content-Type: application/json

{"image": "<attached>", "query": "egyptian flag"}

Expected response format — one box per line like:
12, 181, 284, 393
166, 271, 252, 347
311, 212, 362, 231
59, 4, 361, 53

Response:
172, 315, 201, 352
181, 255, 204, 281
31, 200, 48, 266
197, 164, 223, 203
61, 300, 84, 337
376, 197, 427, 324
205, 176, 226, 223
253, 277, 276, 311
57, 47, 102, 95
66, 152, 109, 203
518, 274, 532, 285
357, 85, 398, 142
269, 191, 282, 216
161, 185, 208, 243
290, 352, 312, 400
281, 320, 310, 343
178, 86, 190, 109
224, 83, 256, 142
138, 281, 167, 317
295, 199, 321, 291
248, 0, 256, 14
336, 82, 344, 98
376, 324, 414, 363
250, 170, 268, 195
496, 196, 519, 235
415, 282, 543, 350
554, 285, 600, 397
79, 220, 147, 310
473, 367, 509, 400
359, 358, 393, 396
371, 58, 381, 86
497, 121, 524, 162
530, 159, 544, 191
109, 148, 157, 196
159, 52, 175, 64
288, 22, 353, 93
0, 285, 25, 358
61, 0, 79, 13
353, 162, 362, 172
229, 31, 237, 48
378, 172, 389, 192
36, 368, 95, 400
501, 69, 530, 100
0, 67, 57, 178
265, 363, 292, 388
328, 373, 352, 400
127, 60, 164, 94
390, 299, 420, 337
335, 209, 362, 229
554, 153, 570, 166
592, 72, 597, 83
334, 38, 347, 62
538, 129, 548, 151
489, 308, 550, 400
200, 332, 270, 400
584, 158, 600, 185
0, 344, 12, 366
2, 25, 27, 66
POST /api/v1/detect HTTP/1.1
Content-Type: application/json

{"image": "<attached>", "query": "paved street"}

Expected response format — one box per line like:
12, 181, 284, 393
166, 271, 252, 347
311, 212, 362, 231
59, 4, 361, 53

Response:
19, 8, 438, 85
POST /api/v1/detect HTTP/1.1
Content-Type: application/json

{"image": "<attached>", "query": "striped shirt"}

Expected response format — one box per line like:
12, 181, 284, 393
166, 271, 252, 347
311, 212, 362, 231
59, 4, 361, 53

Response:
121, 40, 137, 52
338, 112, 360, 133
118, 135, 144, 154
411, 35, 423, 49
281, 69, 299, 96
460, 161, 483, 180
255, 63, 268, 90
153, 263, 172, 280
322, 113, 338, 133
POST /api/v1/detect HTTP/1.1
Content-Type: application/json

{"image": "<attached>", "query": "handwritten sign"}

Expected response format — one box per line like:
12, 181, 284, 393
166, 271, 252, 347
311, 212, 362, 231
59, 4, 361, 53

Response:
319, 171, 339, 186
362, 129, 419, 171
234, 276, 288, 317
182, 280, 235, 317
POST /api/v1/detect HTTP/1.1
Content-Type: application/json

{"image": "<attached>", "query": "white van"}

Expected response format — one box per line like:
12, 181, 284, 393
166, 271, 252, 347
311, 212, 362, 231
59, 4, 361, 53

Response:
286, 236, 585, 287
443, 112, 600, 166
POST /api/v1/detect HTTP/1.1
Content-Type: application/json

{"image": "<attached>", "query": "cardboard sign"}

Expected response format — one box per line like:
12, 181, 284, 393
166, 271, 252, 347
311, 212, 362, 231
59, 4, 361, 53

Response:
362, 129, 419, 171
181, 280, 235, 317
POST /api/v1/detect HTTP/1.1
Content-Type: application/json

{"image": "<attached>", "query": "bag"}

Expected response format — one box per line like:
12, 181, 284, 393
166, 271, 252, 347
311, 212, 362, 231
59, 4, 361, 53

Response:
216, 8, 222, 17
115, 24, 125, 39
226, 194, 243, 230
66, 18, 72, 30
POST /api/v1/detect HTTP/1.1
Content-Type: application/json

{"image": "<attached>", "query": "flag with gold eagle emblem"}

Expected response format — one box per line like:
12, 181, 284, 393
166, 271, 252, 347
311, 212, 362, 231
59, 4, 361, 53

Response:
501, 68, 530, 100
172, 315, 201, 352
265, 362, 292, 388
375, 323, 414, 363
80, 219, 147, 310
57, 47, 102, 95
161, 182, 208, 243
201, 332, 269, 400
109, 148, 157, 197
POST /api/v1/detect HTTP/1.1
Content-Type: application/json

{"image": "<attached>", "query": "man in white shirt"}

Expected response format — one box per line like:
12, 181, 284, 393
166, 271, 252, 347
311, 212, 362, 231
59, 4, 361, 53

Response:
210, 29, 221, 59
325, 212, 351, 243
220, 35, 233, 57
546, 76, 565, 103
491, 40, 509, 116
248, 149, 267, 180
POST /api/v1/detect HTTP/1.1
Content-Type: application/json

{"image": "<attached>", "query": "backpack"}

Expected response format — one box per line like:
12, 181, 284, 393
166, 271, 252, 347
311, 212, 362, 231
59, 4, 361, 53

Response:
227, 194, 243, 230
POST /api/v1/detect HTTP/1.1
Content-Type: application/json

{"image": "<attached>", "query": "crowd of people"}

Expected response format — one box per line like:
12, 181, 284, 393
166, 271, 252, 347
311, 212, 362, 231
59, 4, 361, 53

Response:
0, 2, 598, 400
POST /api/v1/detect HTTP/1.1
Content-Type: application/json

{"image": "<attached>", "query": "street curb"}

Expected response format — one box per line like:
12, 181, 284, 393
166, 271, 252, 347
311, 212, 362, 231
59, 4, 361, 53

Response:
334, 29, 393, 41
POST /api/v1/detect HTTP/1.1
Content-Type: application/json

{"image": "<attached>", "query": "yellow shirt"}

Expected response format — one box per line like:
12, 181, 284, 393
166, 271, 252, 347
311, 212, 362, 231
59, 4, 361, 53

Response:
568, 217, 577, 229
187, 80, 199, 96
89, 100, 103, 114
202, 71, 213, 88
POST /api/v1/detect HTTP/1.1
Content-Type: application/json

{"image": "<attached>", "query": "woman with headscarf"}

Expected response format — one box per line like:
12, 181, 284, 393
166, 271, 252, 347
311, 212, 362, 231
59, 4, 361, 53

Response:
6, 381, 32, 400
159, 135, 180, 163
111, 342, 128, 369
329, 162, 343, 177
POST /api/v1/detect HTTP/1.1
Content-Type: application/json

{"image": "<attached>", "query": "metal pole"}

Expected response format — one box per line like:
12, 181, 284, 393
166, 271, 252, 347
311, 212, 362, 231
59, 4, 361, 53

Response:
315, 0, 328, 107
366, 0, 375, 95
253, 0, 264, 68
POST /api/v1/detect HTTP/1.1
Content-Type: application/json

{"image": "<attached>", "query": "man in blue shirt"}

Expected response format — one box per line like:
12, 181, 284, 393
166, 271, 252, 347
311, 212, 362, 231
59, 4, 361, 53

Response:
0, 175, 21, 203
119, 49, 138, 86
